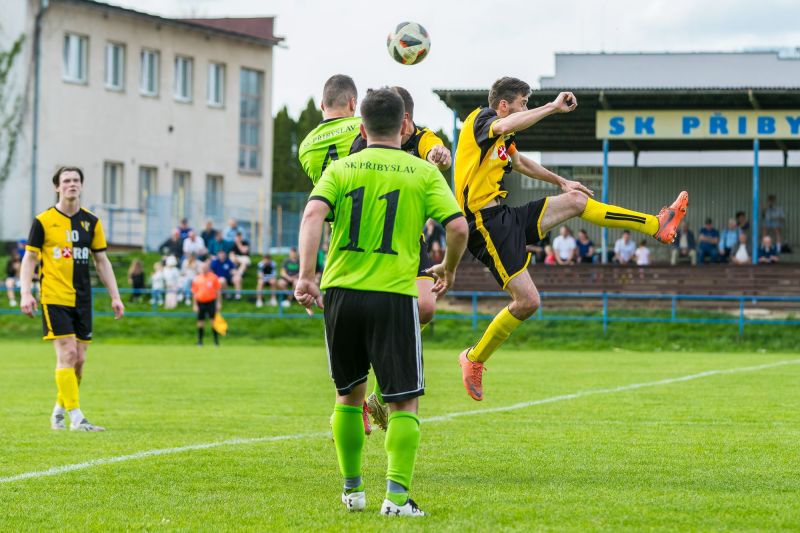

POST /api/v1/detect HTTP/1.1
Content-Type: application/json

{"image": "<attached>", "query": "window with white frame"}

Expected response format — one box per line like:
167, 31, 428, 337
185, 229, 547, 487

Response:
105, 42, 125, 90
138, 166, 157, 210
207, 62, 225, 107
140, 49, 159, 96
206, 174, 224, 218
173, 170, 191, 221
174, 56, 193, 101
63, 33, 88, 83
239, 68, 264, 172
103, 162, 124, 206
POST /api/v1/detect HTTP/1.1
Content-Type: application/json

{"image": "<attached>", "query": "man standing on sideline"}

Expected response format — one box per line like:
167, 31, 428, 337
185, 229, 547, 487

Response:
19, 166, 124, 432
192, 261, 222, 346
294, 88, 468, 516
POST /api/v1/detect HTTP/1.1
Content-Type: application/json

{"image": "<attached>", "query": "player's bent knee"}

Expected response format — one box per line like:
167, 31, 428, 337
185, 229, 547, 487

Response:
568, 190, 588, 214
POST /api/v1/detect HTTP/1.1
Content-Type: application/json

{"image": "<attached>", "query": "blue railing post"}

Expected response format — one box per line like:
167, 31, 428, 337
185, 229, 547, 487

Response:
602, 292, 609, 335
471, 292, 478, 331
671, 295, 677, 321
739, 296, 745, 336
601, 139, 610, 264
752, 138, 760, 265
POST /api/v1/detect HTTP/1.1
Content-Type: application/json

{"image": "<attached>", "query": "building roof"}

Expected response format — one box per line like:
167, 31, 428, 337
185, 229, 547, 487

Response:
433, 87, 800, 152
60, 0, 284, 46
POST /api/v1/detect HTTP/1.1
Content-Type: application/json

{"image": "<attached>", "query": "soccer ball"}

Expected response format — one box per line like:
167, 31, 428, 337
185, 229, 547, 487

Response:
387, 22, 430, 65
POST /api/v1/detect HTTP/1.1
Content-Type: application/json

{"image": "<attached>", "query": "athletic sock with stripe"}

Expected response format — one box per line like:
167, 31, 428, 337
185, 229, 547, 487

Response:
580, 198, 658, 235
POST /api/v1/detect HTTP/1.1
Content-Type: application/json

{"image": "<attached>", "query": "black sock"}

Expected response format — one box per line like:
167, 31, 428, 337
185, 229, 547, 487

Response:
212, 330, 219, 345
198, 327, 204, 344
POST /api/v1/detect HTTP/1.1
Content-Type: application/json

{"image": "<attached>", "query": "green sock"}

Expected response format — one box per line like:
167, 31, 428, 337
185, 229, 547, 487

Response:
372, 381, 384, 404
332, 404, 365, 480
385, 411, 420, 503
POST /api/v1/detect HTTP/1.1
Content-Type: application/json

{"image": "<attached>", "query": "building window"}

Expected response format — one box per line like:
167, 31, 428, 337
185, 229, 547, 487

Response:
138, 166, 157, 210
173, 170, 191, 221
105, 42, 125, 90
206, 175, 224, 218
174, 56, 193, 102
207, 62, 225, 107
103, 162, 123, 206
63, 33, 88, 83
140, 49, 159, 96
239, 68, 263, 172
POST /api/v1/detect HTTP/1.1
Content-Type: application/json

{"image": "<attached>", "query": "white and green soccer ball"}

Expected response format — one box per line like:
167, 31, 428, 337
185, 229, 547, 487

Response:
387, 22, 431, 65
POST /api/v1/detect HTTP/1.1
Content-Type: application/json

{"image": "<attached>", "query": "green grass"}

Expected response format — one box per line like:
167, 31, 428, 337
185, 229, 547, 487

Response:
1, 342, 799, 531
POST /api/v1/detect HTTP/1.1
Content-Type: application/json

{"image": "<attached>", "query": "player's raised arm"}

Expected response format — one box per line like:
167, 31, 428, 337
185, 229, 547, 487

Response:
93, 251, 124, 319
295, 199, 330, 314
512, 151, 594, 197
492, 91, 577, 136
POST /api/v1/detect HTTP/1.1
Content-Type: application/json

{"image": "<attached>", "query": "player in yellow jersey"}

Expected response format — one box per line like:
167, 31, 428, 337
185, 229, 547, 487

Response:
19, 167, 125, 431
444, 77, 688, 401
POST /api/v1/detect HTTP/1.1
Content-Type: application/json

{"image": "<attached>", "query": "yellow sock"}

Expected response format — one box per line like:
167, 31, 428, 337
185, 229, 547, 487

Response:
55, 368, 80, 411
468, 307, 523, 363
56, 393, 65, 409
580, 198, 658, 235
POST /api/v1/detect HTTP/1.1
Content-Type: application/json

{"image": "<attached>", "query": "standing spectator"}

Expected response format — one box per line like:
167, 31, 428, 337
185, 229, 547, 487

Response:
575, 229, 595, 264
223, 217, 246, 242
159, 229, 183, 259
758, 235, 780, 264
731, 232, 751, 265
210, 250, 242, 299
200, 219, 217, 248
150, 262, 165, 305
182, 230, 208, 260
718, 219, 740, 263
277, 247, 300, 307
255, 254, 278, 308
634, 239, 651, 266
543, 245, 556, 265
207, 230, 232, 256
177, 218, 192, 241
180, 254, 199, 304
697, 218, 720, 264
191, 261, 222, 346
762, 194, 785, 250
551, 225, 577, 265
5, 249, 21, 307
423, 219, 445, 251
671, 220, 697, 265
127, 259, 146, 303
735, 211, 750, 235
230, 232, 251, 277
163, 255, 181, 309
613, 230, 636, 264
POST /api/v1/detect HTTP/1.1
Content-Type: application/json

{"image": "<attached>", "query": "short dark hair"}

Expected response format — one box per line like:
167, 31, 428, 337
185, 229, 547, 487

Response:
735, 211, 745, 218
52, 166, 84, 186
360, 88, 404, 138
391, 86, 414, 119
705, 218, 713, 225
322, 74, 357, 108
488, 77, 531, 109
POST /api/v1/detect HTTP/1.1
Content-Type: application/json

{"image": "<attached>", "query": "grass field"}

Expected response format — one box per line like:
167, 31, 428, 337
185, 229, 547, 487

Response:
1, 341, 799, 531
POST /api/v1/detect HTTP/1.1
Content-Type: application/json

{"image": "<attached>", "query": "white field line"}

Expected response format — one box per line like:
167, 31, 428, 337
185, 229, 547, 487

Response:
1, 358, 797, 484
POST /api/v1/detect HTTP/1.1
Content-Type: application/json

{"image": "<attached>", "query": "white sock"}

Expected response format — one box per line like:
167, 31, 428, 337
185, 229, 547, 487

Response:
68, 408, 84, 425
52, 403, 66, 416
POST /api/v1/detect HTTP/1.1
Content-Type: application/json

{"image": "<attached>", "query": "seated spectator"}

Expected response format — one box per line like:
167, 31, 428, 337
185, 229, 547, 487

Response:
761, 194, 785, 249
207, 230, 233, 256
230, 232, 251, 276
613, 230, 636, 264
423, 219, 445, 251
223, 217, 246, 242
429, 240, 444, 265
177, 218, 192, 241
200, 219, 217, 248
127, 258, 145, 303
277, 247, 300, 307
552, 225, 577, 265
736, 211, 750, 235
697, 218, 720, 264
256, 254, 278, 308
634, 239, 651, 266
758, 235, 780, 264
163, 255, 181, 309
182, 230, 208, 260
210, 250, 242, 299
526, 231, 551, 264
671, 220, 697, 265
543, 245, 556, 265
150, 262, 165, 305
180, 254, 199, 304
5, 249, 21, 307
159, 229, 184, 259
718, 219, 740, 263
731, 232, 751, 265
575, 229, 595, 264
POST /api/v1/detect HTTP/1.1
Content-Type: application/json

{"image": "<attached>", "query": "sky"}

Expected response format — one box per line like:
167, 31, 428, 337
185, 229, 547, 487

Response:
109, 0, 800, 133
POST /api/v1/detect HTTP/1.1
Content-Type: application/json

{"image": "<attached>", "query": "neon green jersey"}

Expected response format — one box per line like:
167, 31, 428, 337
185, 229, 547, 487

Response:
310, 146, 462, 296
298, 117, 362, 184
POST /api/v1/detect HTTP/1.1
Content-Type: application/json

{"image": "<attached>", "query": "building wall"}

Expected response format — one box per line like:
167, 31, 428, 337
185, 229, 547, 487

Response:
3, 0, 276, 246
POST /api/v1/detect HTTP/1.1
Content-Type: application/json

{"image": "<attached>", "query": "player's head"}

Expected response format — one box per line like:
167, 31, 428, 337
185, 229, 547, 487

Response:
322, 74, 357, 116
489, 77, 531, 116
289, 246, 298, 259
622, 230, 631, 241
391, 86, 414, 120
52, 166, 84, 199
359, 87, 406, 142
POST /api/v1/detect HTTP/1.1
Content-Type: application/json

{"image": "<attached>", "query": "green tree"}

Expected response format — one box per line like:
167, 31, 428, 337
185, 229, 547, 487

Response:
0, 34, 25, 186
271, 106, 298, 192
295, 97, 322, 152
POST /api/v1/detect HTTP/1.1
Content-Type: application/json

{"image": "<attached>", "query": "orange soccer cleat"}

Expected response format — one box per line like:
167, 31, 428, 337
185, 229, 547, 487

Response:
654, 191, 689, 244
459, 348, 486, 401
361, 400, 372, 436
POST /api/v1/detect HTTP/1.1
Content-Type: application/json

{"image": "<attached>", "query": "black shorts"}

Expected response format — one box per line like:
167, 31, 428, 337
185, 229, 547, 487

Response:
41, 302, 92, 342
417, 235, 434, 280
323, 287, 423, 403
197, 300, 217, 320
467, 198, 549, 288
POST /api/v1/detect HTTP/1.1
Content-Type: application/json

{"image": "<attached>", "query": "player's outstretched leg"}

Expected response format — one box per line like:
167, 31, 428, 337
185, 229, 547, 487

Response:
381, 407, 425, 517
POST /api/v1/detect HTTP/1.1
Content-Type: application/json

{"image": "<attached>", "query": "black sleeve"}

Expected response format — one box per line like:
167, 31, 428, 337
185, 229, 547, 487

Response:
473, 108, 500, 149
27, 218, 45, 250
349, 134, 367, 155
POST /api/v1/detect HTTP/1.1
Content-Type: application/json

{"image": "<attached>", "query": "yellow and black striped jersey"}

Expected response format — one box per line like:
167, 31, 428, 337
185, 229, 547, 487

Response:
350, 124, 443, 160
25, 207, 107, 306
454, 107, 518, 216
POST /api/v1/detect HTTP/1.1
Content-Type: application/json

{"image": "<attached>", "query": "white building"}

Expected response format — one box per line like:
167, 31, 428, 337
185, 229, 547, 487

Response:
0, 0, 283, 249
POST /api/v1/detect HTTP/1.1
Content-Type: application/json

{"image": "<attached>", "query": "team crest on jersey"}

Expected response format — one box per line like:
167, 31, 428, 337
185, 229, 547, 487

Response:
61, 247, 73, 259
81, 221, 90, 232
489, 145, 509, 161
